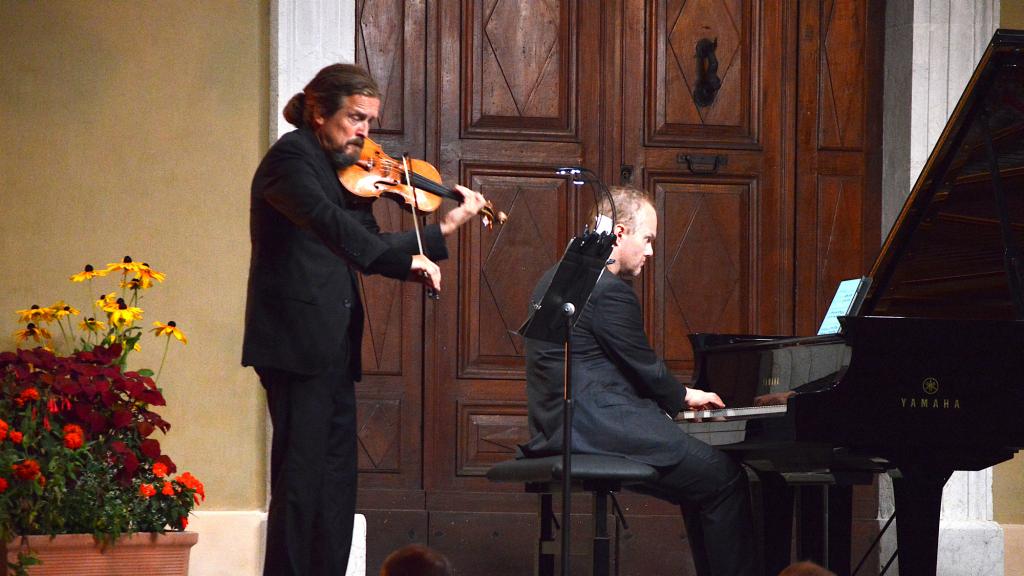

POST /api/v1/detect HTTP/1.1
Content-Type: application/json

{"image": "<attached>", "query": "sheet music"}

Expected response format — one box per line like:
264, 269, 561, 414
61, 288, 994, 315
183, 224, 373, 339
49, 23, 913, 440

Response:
817, 277, 871, 335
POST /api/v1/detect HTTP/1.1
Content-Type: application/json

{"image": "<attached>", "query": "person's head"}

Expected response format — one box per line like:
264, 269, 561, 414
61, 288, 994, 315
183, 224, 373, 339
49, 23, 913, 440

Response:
379, 544, 452, 576
778, 561, 836, 576
595, 186, 657, 277
283, 63, 381, 168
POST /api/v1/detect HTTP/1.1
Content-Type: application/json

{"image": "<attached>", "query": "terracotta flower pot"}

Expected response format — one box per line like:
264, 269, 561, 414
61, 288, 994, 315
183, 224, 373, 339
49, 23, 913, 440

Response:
3, 531, 198, 576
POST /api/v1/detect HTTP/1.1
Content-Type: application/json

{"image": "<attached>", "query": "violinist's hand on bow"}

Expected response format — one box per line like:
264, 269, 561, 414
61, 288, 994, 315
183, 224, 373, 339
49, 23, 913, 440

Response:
409, 254, 441, 292
440, 185, 488, 236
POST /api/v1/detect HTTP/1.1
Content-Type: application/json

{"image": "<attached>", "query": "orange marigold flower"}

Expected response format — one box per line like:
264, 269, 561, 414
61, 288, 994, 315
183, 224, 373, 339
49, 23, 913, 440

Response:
64, 433, 82, 450
176, 471, 205, 504
13, 388, 39, 408
0, 478, 8, 493
63, 424, 84, 450
9, 431, 22, 444
152, 461, 169, 478
13, 460, 40, 480
139, 483, 157, 498
161, 481, 175, 496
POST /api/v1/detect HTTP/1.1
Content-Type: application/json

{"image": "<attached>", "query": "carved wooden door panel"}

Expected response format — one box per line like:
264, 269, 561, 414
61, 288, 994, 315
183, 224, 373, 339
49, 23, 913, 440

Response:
353, 0, 429, 515
794, 0, 884, 335
619, 0, 791, 380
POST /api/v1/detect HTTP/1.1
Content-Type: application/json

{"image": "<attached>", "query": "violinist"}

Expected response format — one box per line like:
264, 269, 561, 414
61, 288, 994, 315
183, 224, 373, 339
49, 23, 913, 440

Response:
242, 63, 486, 576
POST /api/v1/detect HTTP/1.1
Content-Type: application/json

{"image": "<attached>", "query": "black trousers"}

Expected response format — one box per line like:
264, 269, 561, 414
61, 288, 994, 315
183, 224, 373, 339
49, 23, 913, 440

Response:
640, 435, 756, 576
258, 363, 357, 576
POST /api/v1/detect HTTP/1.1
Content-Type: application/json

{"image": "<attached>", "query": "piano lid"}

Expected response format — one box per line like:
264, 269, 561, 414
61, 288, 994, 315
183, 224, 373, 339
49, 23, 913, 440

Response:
861, 29, 1024, 320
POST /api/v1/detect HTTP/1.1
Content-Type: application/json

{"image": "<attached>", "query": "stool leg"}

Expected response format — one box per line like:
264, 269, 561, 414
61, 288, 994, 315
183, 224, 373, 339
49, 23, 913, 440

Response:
539, 492, 556, 576
593, 489, 610, 576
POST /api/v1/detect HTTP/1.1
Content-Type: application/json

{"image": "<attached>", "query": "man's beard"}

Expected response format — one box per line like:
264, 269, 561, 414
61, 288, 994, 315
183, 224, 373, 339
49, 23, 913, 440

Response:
322, 136, 364, 169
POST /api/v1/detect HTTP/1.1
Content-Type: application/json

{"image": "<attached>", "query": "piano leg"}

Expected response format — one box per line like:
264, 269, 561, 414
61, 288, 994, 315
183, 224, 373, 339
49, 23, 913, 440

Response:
794, 483, 852, 575
890, 468, 952, 576
753, 472, 794, 576
827, 485, 853, 576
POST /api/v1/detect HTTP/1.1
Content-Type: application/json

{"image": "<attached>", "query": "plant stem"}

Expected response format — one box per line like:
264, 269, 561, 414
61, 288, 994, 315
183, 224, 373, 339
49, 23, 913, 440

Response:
155, 336, 170, 384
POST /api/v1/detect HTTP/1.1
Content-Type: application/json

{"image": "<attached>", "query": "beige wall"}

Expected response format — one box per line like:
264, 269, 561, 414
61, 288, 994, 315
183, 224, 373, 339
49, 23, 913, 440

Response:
0, 1, 268, 510
994, 2, 1024, 526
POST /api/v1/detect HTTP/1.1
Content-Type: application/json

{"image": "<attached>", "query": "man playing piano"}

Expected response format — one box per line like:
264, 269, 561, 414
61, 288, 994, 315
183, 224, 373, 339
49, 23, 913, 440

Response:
520, 186, 756, 576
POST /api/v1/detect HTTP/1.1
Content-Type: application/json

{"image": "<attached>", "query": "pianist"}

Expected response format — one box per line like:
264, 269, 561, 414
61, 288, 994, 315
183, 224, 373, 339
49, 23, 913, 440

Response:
520, 186, 756, 576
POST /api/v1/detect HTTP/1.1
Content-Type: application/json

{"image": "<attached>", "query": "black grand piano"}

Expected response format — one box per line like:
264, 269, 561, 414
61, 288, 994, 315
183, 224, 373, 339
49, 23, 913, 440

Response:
679, 30, 1024, 576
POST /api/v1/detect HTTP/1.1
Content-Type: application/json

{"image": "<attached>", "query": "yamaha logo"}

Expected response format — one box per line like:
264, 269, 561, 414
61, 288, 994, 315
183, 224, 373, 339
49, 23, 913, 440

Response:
900, 377, 959, 409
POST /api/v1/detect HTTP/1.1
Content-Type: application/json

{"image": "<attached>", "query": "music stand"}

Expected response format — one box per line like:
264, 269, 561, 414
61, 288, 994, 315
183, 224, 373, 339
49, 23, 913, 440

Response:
518, 230, 615, 576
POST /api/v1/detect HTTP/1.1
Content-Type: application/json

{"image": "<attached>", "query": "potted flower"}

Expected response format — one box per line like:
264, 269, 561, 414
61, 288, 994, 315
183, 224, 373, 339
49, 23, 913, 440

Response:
2, 258, 203, 575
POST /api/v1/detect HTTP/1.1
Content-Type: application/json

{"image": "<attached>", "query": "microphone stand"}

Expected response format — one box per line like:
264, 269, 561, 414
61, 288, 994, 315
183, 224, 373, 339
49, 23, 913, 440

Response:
522, 167, 615, 576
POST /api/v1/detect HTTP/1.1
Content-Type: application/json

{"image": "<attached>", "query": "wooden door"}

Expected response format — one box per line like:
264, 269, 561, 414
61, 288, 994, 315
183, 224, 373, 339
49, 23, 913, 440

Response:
352, 0, 432, 554
353, 1, 884, 574
619, 0, 792, 376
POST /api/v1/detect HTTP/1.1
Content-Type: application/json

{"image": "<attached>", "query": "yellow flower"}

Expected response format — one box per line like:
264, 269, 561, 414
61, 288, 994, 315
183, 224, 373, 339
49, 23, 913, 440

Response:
109, 301, 143, 328
97, 293, 119, 313
15, 305, 52, 324
79, 317, 107, 333
70, 264, 109, 282
134, 263, 166, 289
49, 301, 80, 319
121, 277, 144, 291
105, 256, 145, 275
14, 323, 52, 343
151, 321, 188, 344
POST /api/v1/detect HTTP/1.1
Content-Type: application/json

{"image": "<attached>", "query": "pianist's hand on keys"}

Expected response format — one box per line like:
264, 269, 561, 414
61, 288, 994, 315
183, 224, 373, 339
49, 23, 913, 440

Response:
684, 387, 725, 422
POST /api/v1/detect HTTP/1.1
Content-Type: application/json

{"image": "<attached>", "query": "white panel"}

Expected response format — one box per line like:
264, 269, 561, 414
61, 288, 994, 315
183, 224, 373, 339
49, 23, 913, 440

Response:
271, 0, 357, 140
882, 2, 1002, 572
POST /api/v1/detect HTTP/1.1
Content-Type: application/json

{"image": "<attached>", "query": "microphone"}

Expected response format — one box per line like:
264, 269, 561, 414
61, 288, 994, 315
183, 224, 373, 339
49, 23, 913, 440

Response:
554, 166, 597, 186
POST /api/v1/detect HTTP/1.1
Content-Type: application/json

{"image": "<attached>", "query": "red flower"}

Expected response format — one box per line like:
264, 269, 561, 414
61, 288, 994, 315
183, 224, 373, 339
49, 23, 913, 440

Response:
0, 478, 7, 493
161, 481, 175, 496
139, 483, 156, 498
175, 472, 205, 504
179, 516, 188, 530
0, 419, 7, 442
152, 462, 168, 478
14, 387, 39, 408
9, 431, 23, 444
63, 431, 83, 450
13, 460, 40, 480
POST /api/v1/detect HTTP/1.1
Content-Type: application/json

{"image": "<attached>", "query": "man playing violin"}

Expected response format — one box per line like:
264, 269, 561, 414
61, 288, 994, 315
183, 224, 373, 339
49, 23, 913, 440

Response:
242, 63, 486, 576
521, 186, 756, 576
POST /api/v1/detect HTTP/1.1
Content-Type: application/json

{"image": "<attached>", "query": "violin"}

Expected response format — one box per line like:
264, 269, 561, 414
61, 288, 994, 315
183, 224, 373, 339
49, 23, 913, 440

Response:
338, 137, 507, 229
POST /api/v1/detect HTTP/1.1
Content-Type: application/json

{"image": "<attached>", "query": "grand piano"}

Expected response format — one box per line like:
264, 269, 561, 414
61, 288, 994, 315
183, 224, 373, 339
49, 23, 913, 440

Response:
679, 30, 1024, 576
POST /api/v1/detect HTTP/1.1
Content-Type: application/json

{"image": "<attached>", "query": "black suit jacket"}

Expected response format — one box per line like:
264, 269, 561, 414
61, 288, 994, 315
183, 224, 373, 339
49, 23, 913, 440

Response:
242, 128, 447, 378
520, 268, 690, 467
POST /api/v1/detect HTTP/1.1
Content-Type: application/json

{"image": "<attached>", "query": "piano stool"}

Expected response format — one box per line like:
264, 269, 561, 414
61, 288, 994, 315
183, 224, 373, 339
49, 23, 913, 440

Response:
486, 454, 659, 576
